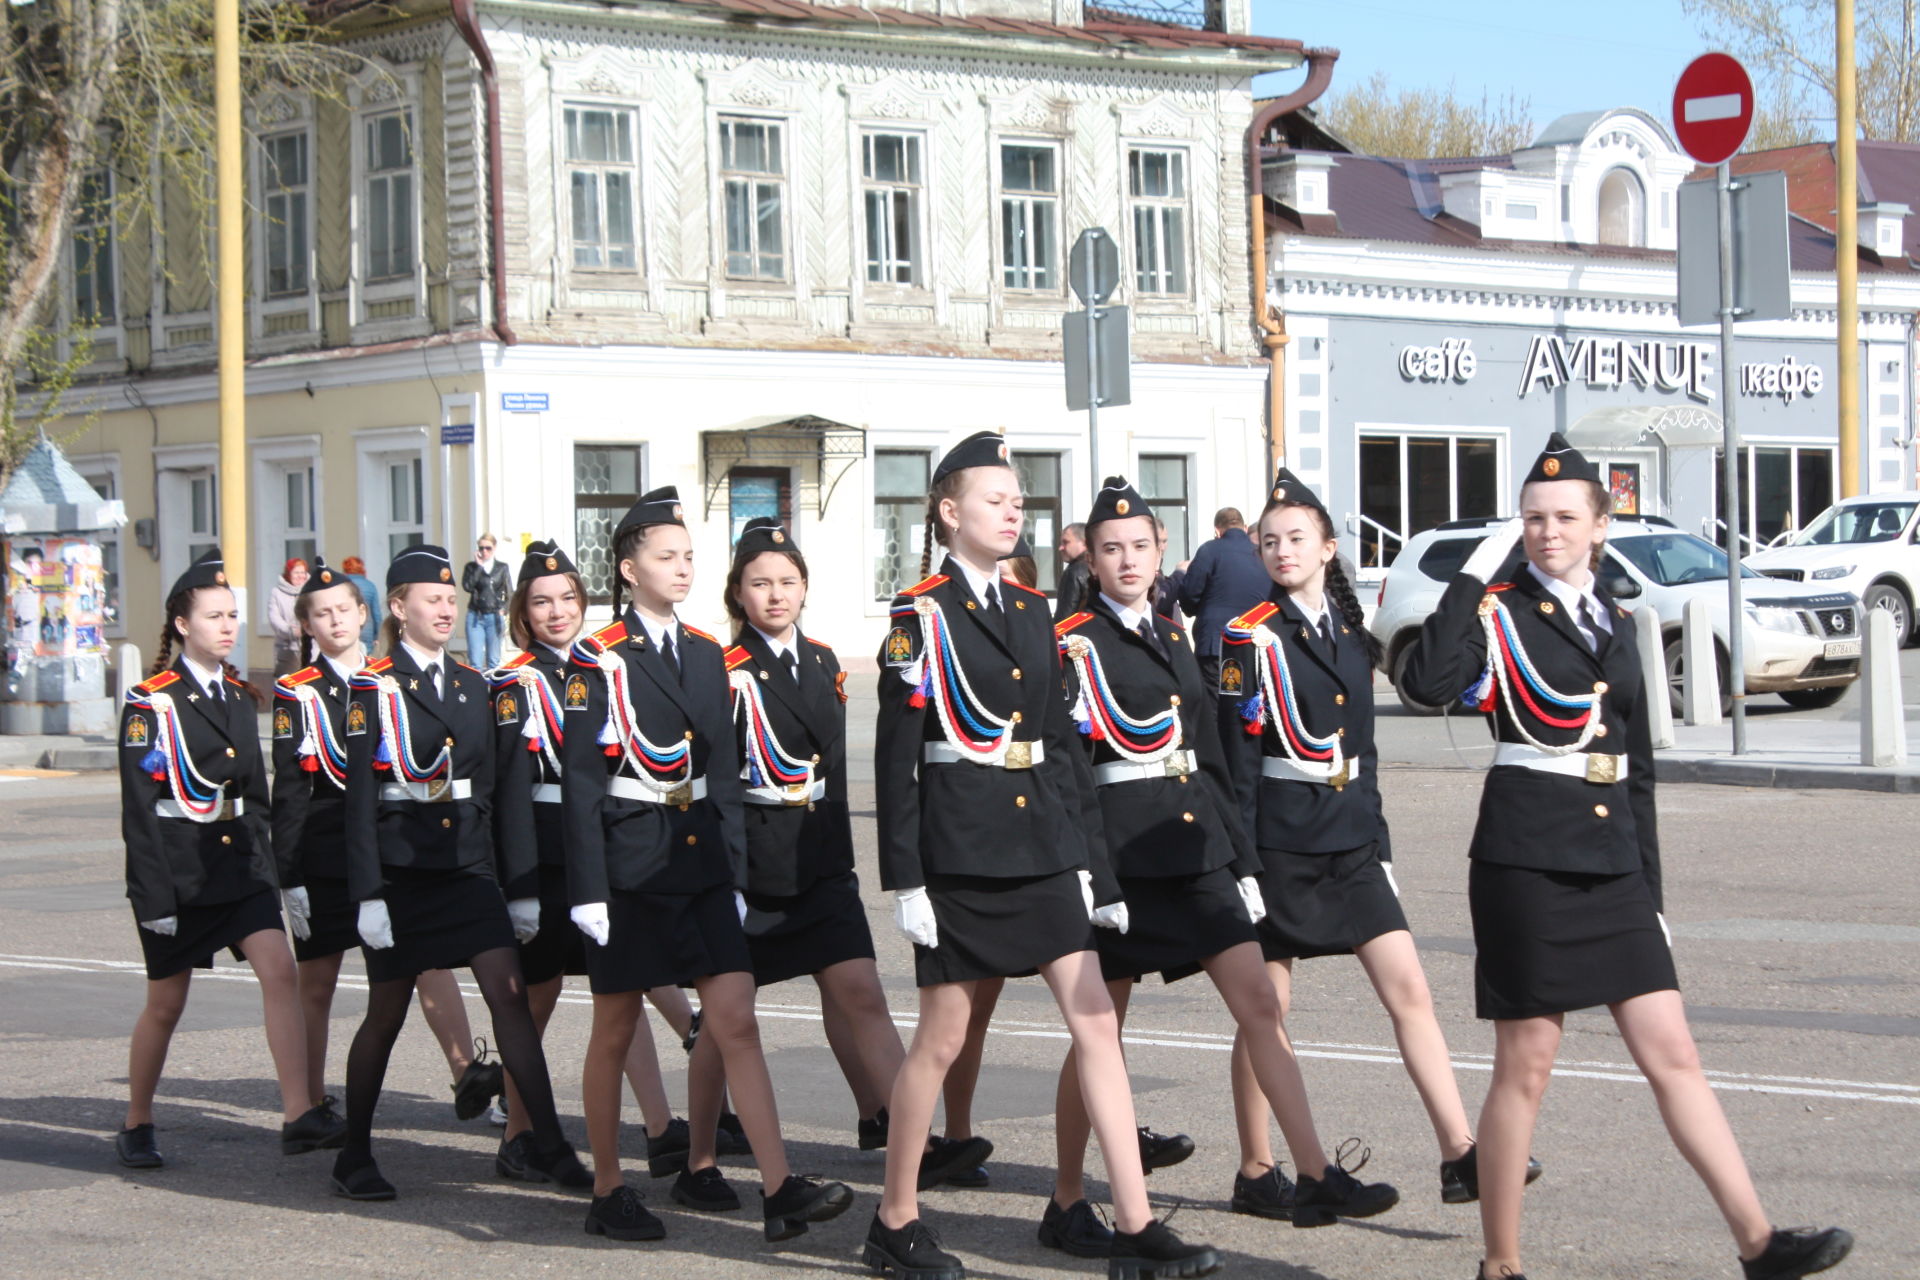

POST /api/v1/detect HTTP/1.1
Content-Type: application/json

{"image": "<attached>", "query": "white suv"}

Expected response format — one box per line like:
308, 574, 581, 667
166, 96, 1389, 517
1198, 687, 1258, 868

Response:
1372, 517, 1862, 715
1744, 492, 1920, 644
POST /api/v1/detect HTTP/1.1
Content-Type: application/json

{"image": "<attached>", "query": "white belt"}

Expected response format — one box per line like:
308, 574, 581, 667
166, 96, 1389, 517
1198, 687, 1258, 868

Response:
531, 783, 563, 805
1261, 756, 1360, 787
380, 778, 473, 803
1094, 750, 1197, 787
1493, 743, 1628, 783
743, 779, 826, 807
923, 740, 1045, 770
608, 774, 707, 805
155, 798, 245, 820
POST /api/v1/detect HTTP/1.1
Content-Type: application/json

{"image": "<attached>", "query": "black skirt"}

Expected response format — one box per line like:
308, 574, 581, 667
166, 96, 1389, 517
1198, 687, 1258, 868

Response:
1099, 867, 1257, 984
585, 881, 753, 995
1255, 841, 1409, 961
137, 887, 285, 980
914, 867, 1095, 987
292, 875, 362, 963
1469, 860, 1677, 1020
743, 871, 877, 988
517, 862, 587, 986
364, 865, 516, 984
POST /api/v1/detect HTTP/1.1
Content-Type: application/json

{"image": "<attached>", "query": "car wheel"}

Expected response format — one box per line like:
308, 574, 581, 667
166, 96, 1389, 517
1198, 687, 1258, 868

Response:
1778, 685, 1848, 710
1391, 639, 1444, 717
1663, 633, 1731, 718
1861, 583, 1911, 646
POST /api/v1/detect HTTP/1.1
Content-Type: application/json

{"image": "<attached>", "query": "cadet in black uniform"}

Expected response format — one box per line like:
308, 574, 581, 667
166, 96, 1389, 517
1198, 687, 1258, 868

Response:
560, 488, 853, 1244
116, 548, 344, 1169
864, 432, 1218, 1280
330, 545, 587, 1202
1221, 469, 1486, 1220
1402, 435, 1852, 1280
1042, 476, 1359, 1253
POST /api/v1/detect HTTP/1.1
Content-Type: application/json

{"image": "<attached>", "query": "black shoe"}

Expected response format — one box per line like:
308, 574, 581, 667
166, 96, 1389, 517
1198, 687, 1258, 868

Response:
918, 1135, 994, 1191
862, 1213, 965, 1279
762, 1173, 854, 1242
859, 1107, 891, 1151
1476, 1266, 1527, 1280
1038, 1197, 1114, 1259
681, 1009, 703, 1054
496, 1132, 534, 1180
1230, 1163, 1297, 1219
646, 1116, 691, 1177
1137, 1126, 1195, 1174
716, 1110, 751, 1157
585, 1184, 667, 1242
671, 1163, 742, 1212
282, 1099, 349, 1155
1741, 1226, 1855, 1280
1440, 1145, 1545, 1204
946, 1163, 990, 1188
114, 1123, 163, 1170
330, 1154, 397, 1201
1293, 1142, 1399, 1227
452, 1039, 504, 1122
521, 1138, 593, 1190
1108, 1218, 1222, 1280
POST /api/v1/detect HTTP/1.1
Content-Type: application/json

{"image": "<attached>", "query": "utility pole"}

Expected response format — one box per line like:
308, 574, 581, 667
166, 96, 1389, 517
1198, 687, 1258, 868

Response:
1716, 160, 1749, 754
215, 0, 248, 650
1836, 0, 1860, 497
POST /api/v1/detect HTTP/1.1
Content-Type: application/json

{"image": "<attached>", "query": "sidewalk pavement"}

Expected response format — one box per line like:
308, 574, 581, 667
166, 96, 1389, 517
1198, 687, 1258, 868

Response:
1656, 712, 1919, 793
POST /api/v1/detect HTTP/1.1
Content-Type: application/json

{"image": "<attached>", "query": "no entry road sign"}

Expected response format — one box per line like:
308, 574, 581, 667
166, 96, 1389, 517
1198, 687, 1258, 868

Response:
1672, 53, 1754, 166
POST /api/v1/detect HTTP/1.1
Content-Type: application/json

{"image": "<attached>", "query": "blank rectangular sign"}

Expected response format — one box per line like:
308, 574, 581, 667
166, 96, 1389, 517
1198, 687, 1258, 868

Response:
1677, 169, 1791, 328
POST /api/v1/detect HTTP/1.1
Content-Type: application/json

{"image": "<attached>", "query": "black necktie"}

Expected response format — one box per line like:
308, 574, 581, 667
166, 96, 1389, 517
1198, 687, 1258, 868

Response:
782, 649, 799, 682
1577, 597, 1603, 655
1318, 615, 1337, 657
210, 677, 224, 703
1137, 617, 1163, 658
425, 662, 442, 700
984, 582, 1007, 639
660, 630, 680, 680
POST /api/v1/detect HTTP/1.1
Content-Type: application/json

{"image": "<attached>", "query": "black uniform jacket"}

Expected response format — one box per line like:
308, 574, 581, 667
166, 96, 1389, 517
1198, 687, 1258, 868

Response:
120, 660, 276, 921
560, 610, 748, 904
343, 646, 521, 905
269, 656, 356, 891
725, 626, 856, 898
873, 557, 1115, 901
491, 643, 571, 902
1216, 592, 1392, 861
1057, 598, 1258, 882
1400, 565, 1662, 909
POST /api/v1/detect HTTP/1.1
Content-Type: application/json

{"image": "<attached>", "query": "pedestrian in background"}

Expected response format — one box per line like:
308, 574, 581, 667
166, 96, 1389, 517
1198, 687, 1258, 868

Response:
462, 535, 511, 669
269, 558, 310, 679
1052, 522, 1089, 623
340, 556, 380, 652
1178, 507, 1270, 692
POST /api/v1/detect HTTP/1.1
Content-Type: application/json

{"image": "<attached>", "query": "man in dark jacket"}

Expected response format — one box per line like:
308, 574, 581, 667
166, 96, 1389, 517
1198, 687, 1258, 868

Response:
460, 534, 512, 668
1176, 507, 1270, 690
1051, 522, 1090, 622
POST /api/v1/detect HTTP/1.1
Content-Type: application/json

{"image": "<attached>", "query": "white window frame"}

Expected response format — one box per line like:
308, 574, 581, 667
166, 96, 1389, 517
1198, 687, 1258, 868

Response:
1597, 166, 1647, 248
1126, 147, 1190, 298
1720, 438, 1837, 548
860, 130, 926, 288
1135, 452, 1195, 571
997, 139, 1062, 294
70, 168, 118, 325
251, 436, 324, 636
717, 114, 790, 283
1352, 424, 1512, 564
260, 130, 313, 298
250, 117, 322, 343
66, 452, 127, 638
350, 87, 427, 333
153, 443, 221, 593
354, 426, 433, 588
561, 102, 643, 275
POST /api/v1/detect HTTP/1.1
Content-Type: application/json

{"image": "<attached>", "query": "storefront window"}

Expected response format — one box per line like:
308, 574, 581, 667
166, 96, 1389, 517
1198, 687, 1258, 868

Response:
1715, 444, 1835, 551
1359, 431, 1500, 568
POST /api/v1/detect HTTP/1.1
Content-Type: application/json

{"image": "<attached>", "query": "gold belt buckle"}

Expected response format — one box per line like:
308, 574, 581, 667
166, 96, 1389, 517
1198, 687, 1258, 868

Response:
1329, 761, 1351, 790
1163, 752, 1191, 779
424, 778, 451, 803
1003, 741, 1033, 770
664, 780, 693, 807
781, 783, 811, 807
217, 799, 237, 821
1584, 753, 1619, 784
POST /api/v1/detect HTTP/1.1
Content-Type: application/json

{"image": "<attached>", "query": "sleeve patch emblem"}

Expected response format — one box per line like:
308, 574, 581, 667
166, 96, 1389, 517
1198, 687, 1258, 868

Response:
496, 692, 519, 726
124, 714, 150, 748
565, 674, 590, 710
834, 669, 849, 704
346, 703, 368, 736
1219, 659, 1244, 695
272, 706, 293, 739
884, 627, 914, 665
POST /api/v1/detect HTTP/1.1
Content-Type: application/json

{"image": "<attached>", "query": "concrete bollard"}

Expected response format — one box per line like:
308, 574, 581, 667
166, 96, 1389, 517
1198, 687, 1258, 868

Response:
1681, 596, 1722, 727
1860, 608, 1908, 767
116, 643, 141, 706
1634, 605, 1674, 748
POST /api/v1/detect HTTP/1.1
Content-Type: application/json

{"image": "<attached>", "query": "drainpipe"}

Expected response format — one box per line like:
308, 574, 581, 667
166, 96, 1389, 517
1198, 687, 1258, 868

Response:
450, 0, 518, 345
1247, 49, 1338, 476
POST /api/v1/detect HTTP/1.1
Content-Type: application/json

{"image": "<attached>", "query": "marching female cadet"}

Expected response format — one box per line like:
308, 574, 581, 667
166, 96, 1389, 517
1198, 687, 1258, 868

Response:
1042, 475, 1367, 1254
560, 487, 853, 1244
1401, 435, 1852, 1280
271, 557, 502, 1127
331, 545, 588, 1202
488, 540, 689, 1184
1219, 468, 1494, 1221
116, 548, 344, 1168
865, 432, 1218, 1280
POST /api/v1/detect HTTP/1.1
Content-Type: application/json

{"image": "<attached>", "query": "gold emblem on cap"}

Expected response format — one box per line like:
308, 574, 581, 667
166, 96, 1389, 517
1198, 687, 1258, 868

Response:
1543, 456, 1561, 477
671, 504, 684, 520
771, 530, 785, 544
545, 556, 558, 570
996, 443, 1010, 462
320, 570, 332, 583
1115, 498, 1130, 515
439, 568, 452, 582
1272, 486, 1284, 500
214, 571, 228, 584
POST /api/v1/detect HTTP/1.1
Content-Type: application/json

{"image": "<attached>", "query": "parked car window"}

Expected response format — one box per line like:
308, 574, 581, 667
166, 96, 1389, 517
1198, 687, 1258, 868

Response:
1610, 532, 1762, 586
1793, 500, 1917, 545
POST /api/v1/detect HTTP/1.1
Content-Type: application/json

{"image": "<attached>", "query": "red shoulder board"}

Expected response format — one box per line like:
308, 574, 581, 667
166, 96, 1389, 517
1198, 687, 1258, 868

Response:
592, 621, 628, 647
364, 657, 394, 674
1054, 611, 1094, 637
901, 574, 948, 597
682, 624, 716, 645
723, 645, 752, 672
1484, 583, 1515, 593
1004, 578, 1046, 599
453, 660, 480, 675
282, 665, 323, 687
1230, 601, 1280, 629
134, 670, 182, 695
805, 636, 834, 651
500, 651, 536, 670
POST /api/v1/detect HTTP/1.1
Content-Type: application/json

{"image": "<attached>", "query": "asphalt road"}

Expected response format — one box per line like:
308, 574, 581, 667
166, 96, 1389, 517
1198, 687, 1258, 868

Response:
2, 745, 1914, 1280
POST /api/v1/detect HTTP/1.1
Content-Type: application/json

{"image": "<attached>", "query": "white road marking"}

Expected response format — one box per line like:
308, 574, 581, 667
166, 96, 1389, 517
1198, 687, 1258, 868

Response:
1682, 92, 1744, 123
5, 951, 1915, 1107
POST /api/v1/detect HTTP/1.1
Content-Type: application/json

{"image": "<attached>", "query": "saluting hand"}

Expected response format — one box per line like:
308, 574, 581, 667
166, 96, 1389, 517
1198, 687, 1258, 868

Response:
570, 902, 611, 947
1462, 516, 1525, 583
357, 899, 395, 950
893, 888, 938, 948
506, 897, 540, 944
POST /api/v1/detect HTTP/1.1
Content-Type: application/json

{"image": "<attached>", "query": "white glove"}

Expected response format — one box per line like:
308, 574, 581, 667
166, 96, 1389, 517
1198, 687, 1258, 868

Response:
1078, 869, 1096, 917
1462, 516, 1525, 582
1236, 876, 1268, 924
140, 916, 178, 937
506, 897, 540, 944
734, 891, 749, 925
357, 899, 394, 950
893, 887, 938, 948
283, 887, 312, 941
1092, 901, 1130, 934
1657, 912, 1672, 947
570, 902, 611, 947
1383, 863, 1401, 899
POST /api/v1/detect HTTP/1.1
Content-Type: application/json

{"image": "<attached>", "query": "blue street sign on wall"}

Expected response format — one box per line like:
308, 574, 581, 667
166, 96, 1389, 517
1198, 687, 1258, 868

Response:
501, 392, 550, 413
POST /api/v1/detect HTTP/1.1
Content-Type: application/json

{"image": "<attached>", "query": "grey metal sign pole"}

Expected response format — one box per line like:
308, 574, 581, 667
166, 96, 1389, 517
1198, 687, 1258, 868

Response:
1716, 160, 1748, 754
1082, 227, 1105, 482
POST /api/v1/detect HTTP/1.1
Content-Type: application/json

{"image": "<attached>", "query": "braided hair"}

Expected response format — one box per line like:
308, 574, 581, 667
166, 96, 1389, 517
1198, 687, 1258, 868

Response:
1257, 498, 1386, 671
609, 524, 656, 619
915, 472, 972, 580
153, 586, 266, 706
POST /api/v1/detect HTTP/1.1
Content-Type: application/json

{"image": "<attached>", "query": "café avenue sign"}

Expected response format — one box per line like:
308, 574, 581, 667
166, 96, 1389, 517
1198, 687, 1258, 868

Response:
1517, 335, 1716, 402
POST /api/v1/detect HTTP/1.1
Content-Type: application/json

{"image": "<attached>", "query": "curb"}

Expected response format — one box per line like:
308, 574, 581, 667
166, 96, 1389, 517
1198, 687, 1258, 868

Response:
41, 745, 119, 772
1654, 754, 1920, 794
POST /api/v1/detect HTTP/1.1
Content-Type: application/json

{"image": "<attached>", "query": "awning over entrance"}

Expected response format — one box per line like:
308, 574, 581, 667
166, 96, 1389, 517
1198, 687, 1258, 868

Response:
1565, 405, 1724, 450
699, 415, 868, 520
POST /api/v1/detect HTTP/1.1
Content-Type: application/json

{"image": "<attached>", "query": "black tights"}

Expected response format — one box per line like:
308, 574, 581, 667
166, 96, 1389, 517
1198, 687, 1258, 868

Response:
341, 946, 564, 1162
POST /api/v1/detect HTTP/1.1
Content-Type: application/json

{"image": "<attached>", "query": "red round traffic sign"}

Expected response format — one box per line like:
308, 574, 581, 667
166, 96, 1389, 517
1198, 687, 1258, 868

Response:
1672, 53, 1754, 165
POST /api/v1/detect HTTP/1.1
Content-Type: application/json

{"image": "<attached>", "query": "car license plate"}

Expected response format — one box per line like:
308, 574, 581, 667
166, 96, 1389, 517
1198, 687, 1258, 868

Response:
1824, 640, 1861, 659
